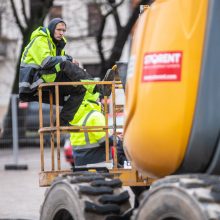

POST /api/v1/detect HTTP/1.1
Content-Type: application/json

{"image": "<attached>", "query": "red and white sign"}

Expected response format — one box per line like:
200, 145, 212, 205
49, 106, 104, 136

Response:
142, 51, 183, 82
19, 102, 28, 109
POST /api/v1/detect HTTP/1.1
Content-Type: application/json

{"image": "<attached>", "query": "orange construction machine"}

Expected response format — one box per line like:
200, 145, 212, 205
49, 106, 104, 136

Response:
39, 0, 220, 219
124, 0, 220, 219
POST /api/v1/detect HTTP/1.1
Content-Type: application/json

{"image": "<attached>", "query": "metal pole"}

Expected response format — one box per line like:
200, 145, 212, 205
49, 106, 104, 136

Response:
4, 94, 28, 170
39, 87, 45, 171
112, 83, 118, 168
49, 90, 55, 171
55, 85, 61, 170
12, 94, 18, 164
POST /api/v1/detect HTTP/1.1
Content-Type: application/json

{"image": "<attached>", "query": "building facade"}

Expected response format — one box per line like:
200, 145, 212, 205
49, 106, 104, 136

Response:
0, 0, 131, 129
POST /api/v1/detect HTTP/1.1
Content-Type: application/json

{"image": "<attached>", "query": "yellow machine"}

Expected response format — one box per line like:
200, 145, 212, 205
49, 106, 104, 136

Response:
39, 0, 220, 219
38, 80, 151, 220
123, 0, 220, 219
125, 0, 209, 178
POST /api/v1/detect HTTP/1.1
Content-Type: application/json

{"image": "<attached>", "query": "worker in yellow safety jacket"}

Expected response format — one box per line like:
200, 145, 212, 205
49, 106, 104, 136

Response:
19, 17, 114, 126
69, 92, 114, 166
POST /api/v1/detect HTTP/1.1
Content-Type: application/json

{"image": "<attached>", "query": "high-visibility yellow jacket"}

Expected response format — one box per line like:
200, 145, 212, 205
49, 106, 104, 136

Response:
70, 100, 105, 148
19, 26, 67, 97
19, 26, 96, 101
69, 95, 108, 165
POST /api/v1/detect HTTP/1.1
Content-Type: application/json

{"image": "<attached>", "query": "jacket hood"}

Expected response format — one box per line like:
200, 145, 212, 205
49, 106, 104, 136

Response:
30, 26, 67, 46
48, 18, 66, 37
30, 27, 49, 40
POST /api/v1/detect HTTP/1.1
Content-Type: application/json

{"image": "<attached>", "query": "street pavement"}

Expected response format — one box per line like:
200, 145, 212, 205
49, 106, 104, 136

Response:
0, 147, 134, 220
0, 147, 71, 220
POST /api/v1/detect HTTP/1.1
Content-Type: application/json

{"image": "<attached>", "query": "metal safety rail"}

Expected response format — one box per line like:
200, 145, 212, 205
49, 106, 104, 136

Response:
38, 80, 154, 187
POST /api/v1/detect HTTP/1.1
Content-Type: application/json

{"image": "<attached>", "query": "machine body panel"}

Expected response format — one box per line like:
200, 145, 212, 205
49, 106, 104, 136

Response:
124, 0, 208, 178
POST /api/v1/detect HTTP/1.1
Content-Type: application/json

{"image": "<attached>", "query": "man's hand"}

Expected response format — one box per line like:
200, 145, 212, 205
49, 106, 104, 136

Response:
72, 59, 79, 66
65, 55, 79, 66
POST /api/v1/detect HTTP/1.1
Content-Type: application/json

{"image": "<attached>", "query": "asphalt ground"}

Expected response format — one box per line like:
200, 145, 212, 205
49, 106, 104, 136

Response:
0, 147, 71, 220
0, 147, 135, 220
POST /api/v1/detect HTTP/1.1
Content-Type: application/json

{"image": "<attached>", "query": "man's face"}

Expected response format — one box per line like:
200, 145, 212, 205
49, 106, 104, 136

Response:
54, 22, 66, 41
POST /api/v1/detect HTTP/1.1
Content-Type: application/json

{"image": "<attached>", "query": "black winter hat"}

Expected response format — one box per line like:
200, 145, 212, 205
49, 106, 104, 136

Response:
48, 18, 66, 37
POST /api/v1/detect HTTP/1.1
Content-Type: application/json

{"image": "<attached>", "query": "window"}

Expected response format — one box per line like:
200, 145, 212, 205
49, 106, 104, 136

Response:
0, 10, 7, 57
87, 3, 102, 37
0, 39, 6, 56
49, 5, 63, 20
0, 11, 2, 37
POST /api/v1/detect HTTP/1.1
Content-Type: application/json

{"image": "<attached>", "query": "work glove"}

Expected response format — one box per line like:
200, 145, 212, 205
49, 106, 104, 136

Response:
65, 54, 73, 62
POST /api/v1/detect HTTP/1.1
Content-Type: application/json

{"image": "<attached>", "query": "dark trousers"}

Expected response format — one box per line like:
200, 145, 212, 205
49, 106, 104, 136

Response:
53, 61, 93, 125
20, 61, 94, 125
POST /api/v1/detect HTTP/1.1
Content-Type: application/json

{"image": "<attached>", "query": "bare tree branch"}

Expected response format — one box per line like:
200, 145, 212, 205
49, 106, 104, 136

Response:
11, 0, 54, 93
108, 0, 124, 32
124, 0, 153, 35
112, 9, 121, 33
40, 0, 54, 23
96, 14, 106, 65
102, 0, 154, 77
105, 0, 124, 18
96, 0, 124, 66
21, 0, 29, 26
10, 0, 25, 34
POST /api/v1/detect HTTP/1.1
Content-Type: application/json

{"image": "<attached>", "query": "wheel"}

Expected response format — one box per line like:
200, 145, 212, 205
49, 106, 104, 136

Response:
132, 174, 220, 220
40, 171, 132, 220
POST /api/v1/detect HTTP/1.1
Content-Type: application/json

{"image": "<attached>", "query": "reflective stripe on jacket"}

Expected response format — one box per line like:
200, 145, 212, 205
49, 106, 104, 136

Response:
19, 26, 67, 97
69, 99, 106, 149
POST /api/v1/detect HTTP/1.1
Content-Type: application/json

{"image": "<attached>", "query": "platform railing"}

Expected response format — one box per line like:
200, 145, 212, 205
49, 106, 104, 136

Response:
38, 80, 153, 187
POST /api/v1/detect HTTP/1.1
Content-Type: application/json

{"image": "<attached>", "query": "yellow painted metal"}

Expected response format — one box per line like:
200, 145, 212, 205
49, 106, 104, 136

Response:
38, 80, 150, 187
49, 91, 55, 171
39, 170, 72, 187
38, 87, 44, 171
109, 168, 154, 186
39, 169, 153, 187
55, 85, 61, 170
104, 96, 110, 162
112, 83, 118, 168
124, 0, 208, 178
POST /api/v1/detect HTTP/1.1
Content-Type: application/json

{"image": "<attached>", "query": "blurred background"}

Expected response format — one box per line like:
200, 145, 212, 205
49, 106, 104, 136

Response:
0, 0, 150, 219
0, 0, 150, 150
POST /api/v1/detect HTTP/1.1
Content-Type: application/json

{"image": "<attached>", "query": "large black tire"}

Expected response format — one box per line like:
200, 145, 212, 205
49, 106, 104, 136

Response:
40, 171, 132, 220
132, 174, 220, 220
